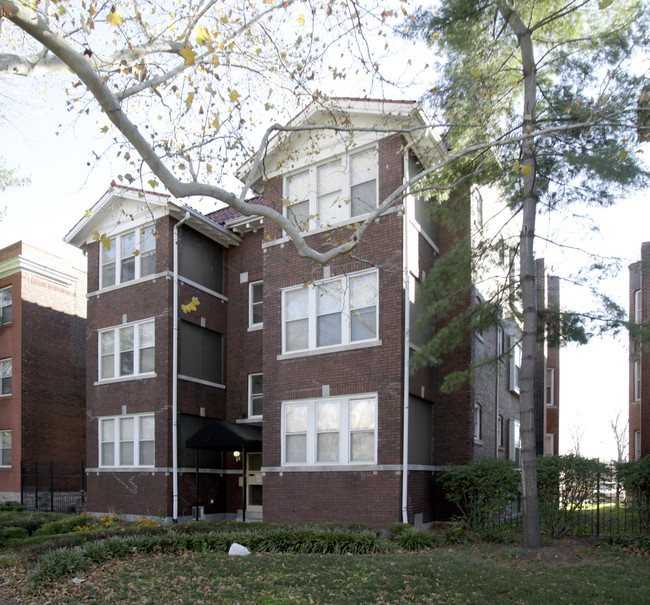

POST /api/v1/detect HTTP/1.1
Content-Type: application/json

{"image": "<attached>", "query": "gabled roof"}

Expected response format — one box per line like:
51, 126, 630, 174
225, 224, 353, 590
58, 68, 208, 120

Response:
65, 184, 240, 249
238, 97, 446, 192
206, 196, 265, 234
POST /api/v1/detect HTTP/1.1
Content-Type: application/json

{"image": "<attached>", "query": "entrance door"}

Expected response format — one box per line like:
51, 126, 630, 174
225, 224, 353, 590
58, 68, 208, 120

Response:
246, 452, 263, 513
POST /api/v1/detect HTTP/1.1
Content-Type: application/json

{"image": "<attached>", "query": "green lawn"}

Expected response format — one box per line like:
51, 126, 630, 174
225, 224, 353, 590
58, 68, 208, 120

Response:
4, 542, 650, 604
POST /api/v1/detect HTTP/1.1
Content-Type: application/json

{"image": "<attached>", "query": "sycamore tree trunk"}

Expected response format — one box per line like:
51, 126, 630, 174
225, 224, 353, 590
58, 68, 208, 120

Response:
498, 2, 543, 550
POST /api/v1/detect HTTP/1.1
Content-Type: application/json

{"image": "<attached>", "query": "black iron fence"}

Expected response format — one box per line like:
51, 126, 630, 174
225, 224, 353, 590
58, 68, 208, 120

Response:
20, 461, 86, 514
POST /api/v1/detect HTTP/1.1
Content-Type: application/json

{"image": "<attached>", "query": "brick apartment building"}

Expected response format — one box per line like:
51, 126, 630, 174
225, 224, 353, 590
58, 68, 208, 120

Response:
64, 99, 558, 525
629, 241, 649, 460
0, 242, 86, 502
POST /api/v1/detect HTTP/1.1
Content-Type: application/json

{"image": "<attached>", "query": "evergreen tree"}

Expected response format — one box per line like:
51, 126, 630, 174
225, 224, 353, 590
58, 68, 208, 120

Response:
405, 0, 649, 548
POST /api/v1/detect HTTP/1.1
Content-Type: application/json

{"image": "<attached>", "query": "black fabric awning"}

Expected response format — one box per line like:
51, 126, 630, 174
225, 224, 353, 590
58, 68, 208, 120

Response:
186, 419, 262, 451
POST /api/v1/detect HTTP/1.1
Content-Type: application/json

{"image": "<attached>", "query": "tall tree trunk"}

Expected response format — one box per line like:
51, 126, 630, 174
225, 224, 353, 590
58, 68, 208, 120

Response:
498, 1, 543, 550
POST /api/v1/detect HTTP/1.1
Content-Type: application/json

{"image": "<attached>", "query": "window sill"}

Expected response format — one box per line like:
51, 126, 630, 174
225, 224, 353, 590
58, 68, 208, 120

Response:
248, 324, 263, 332
0, 394, 12, 399
473, 438, 484, 445
278, 339, 382, 361
277, 463, 378, 472
97, 466, 155, 471
262, 206, 400, 250
95, 373, 157, 386
237, 417, 262, 424
89, 271, 168, 297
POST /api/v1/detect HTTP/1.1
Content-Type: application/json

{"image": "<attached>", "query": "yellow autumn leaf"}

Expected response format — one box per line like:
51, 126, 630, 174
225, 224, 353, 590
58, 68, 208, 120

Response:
471, 67, 481, 78
148, 179, 159, 189
184, 91, 195, 112
620, 150, 628, 159
195, 26, 210, 45
210, 117, 220, 130
521, 165, 532, 176
513, 160, 520, 171
180, 47, 197, 66
229, 89, 240, 102
181, 296, 201, 314
106, 10, 124, 25
84, 209, 92, 218
297, 14, 305, 25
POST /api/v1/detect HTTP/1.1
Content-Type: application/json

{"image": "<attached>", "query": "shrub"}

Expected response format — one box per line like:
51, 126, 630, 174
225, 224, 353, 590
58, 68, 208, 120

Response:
0, 526, 28, 544
617, 456, 650, 530
394, 527, 438, 550
537, 455, 609, 537
0, 502, 23, 512
438, 459, 520, 530
34, 515, 90, 537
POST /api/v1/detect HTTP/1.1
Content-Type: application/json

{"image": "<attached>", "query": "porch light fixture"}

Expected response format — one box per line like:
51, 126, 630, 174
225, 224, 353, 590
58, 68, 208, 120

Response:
233, 450, 241, 461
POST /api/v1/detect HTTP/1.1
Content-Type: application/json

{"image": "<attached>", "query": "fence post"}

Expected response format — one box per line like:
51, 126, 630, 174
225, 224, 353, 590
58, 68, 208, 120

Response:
81, 460, 86, 511
20, 461, 24, 507
595, 471, 600, 536
50, 461, 54, 512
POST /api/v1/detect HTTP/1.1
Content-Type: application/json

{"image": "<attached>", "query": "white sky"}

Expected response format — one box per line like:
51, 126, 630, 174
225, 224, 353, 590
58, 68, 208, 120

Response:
0, 28, 647, 462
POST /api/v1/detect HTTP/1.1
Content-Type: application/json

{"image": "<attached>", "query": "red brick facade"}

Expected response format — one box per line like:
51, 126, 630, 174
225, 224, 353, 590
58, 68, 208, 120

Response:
629, 242, 649, 460
68, 101, 553, 526
0, 242, 86, 502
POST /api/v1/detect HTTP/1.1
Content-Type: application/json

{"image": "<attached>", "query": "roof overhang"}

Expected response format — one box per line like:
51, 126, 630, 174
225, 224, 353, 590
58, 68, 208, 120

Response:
186, 419, 262, 451
238, 98, 446, 192
65, 185, 241, 249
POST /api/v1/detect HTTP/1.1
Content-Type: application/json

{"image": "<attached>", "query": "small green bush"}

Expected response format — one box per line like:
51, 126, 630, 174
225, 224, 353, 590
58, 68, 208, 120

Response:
34, 515, 89, 537
438, 459, 520, 530
394, 527, 438, 550
0, 526, 28, 544
0, 502, 23, 512
537, 455, 609, 537
617, 456, 650, 531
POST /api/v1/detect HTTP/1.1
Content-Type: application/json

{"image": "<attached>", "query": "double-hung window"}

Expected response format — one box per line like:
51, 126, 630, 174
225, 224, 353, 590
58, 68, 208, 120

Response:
282, 270, 378, 354
545, 368, 555, 406
249, 282, 263, 328
0, 287, 11, 325
99, 320, 155, 380
0, 430, 10, 467
509, 338, 522, 394
282, 395, 377, 465
99, 414, 154, 467
473, 403, 482, 441
284, 147, 377, 232
634, 360, 641, 402
248, 373, 263, 418
509, 419, 521, 466
634, 290, 642, 324
0, 358, 11, 396
100, 225, 156, 288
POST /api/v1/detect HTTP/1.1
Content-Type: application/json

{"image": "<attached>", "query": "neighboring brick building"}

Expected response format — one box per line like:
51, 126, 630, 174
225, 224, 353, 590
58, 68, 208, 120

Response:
629, 241, 649, 460
66, 99, 555, 525
0, 242, 86, 502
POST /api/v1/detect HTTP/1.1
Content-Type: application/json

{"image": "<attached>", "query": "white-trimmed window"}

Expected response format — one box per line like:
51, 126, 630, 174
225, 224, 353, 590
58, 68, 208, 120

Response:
634, 289, 642, 324
509, 338, 522, 394
509, 419, 521, 466
473, 403, 482, 441
248, 373, 263, 418
249, 281, 263, 328
282, 395, 377, 465
0, 287, 12, 325
282, 270, 378, 354
545, 368, 555, 406
284, 147, 378, 232
99, 319, 155, 381
0, 358, 11, 396
99, 414, 154, 467
634, 360, 641, 402
634, 430, 641, 460
0, 430, 11, 467
100, 225, 156, 288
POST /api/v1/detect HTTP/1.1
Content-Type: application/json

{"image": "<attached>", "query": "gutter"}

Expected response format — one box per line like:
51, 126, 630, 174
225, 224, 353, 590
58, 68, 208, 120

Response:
401, 150, 412, 524
172, 211, 191, 522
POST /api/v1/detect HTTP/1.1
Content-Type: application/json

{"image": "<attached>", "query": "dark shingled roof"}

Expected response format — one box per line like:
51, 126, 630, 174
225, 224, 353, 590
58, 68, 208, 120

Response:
206, 197, 265, 225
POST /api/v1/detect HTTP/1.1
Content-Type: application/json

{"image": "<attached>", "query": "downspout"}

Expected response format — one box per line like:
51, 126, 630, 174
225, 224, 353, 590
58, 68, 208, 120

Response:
401, 150, 412, 524
173, 211, 191, 523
